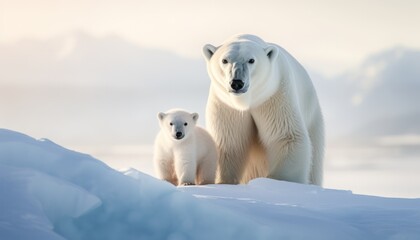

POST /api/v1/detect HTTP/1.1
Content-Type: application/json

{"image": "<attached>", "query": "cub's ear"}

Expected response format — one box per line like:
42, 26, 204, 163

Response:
203, 44, 217, 61
157, 112, 166, 121
265, 45, 279, 61
191, 113, 199, 122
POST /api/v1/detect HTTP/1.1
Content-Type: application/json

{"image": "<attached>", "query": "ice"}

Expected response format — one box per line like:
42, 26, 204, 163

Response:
0, 129, 274, 240
1, 128, 420, 240
0, 165, 100, 240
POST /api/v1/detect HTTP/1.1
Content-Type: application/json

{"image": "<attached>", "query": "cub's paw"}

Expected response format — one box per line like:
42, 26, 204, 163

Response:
179, 182, 195, 186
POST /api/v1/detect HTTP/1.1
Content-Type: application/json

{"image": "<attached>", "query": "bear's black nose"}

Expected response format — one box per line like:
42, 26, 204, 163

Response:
230, 79, 244, 91
175, 132, 183, 139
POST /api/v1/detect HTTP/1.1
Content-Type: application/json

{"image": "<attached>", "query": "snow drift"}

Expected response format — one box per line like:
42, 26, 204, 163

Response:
1, 128, 419, 240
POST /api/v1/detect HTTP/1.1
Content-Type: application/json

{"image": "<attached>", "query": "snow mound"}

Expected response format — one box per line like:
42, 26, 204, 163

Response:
1, 128, 420, 240
182, 178, 420, 239
0, 129, 273, 240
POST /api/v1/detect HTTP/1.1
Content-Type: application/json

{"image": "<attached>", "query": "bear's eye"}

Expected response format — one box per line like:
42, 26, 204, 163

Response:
184, 122, 188, 126
248, 58, 255, 64
222, 59, 228, 64
169, 122, 173, 126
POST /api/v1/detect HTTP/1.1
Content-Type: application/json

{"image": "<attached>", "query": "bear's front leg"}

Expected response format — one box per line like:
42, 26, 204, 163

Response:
216, 144, 248, 184
174, 152, 197, 186
266, 133, 312, 184
206, 99, 255, 184
154, 154, 178, 185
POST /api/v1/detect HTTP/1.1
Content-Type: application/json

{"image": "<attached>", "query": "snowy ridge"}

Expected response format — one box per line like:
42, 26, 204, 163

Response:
1, 128, 420, 240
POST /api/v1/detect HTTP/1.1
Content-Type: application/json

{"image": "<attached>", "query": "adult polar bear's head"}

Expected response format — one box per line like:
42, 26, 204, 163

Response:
203, 34, 280, 110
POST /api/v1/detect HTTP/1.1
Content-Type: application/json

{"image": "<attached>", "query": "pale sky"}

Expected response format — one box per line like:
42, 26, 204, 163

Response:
1, 0, 420, 76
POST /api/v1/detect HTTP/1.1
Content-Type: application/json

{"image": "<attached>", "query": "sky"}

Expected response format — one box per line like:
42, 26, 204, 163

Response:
1, 0, 420, 76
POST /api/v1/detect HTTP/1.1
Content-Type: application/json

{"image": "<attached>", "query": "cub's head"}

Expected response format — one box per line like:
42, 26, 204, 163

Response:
202, 34, 280, 110
157, 109, 198, 141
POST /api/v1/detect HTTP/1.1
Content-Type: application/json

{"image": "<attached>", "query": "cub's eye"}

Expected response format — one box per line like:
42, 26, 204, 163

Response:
222, 59, 228, 64
169, 122, 173, 126
184, 122, 188, 126
248, 58, 255, 64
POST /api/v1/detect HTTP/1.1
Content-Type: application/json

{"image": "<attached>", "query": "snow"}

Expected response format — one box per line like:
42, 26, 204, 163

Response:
1, 128, 420, 240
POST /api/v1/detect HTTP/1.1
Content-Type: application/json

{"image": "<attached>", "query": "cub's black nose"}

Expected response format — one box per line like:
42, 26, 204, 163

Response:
230, 79, 244, 91
175, 132, 183, 139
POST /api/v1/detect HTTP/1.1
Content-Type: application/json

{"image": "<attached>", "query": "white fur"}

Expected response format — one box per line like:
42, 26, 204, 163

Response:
203, 34, 324, 186
154, 109, 218, 186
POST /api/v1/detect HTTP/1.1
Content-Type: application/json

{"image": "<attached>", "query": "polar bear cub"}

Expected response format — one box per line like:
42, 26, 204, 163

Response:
154, 109, 218, 186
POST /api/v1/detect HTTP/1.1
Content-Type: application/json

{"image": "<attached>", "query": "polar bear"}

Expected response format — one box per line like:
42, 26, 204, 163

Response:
202, 34, 324, 186
154, 109, 218, 186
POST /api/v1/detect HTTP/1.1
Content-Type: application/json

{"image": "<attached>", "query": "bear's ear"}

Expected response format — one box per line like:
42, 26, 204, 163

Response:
157, 112, 166, 121
265, 45, 279, 61
203, 44, 217, 61
191, 113, 199, 122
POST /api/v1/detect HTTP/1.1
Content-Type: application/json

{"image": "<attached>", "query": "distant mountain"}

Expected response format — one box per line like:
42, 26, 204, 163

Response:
0, 32, 210, 145
321, 47, 420, 140
0, 31, 208, 88
351, 47, 420, 117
